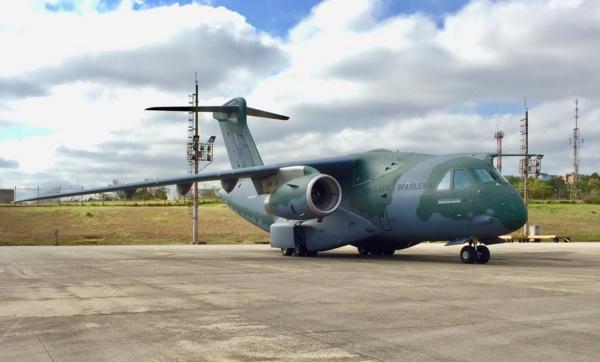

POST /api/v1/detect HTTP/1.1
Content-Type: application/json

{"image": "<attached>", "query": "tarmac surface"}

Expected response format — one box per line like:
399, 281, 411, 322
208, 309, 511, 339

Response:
1, 243, 599, 362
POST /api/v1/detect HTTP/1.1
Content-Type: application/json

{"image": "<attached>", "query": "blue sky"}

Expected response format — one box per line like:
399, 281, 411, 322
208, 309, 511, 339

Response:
46, 0, 471, 36
0, 124, 52, 143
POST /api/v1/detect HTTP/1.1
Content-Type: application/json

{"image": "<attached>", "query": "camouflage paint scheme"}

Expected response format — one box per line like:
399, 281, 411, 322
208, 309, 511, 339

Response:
17, 97, 527, 255
220, 149, 526, 252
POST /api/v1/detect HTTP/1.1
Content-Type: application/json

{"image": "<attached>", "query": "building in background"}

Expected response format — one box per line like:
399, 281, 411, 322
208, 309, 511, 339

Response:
0, 189, 14, 204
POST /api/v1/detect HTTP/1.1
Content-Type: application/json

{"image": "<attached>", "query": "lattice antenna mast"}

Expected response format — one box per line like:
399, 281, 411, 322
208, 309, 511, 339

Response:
494, 120, 504, 172
520, 99, 529, 236
570, 98, 582, 200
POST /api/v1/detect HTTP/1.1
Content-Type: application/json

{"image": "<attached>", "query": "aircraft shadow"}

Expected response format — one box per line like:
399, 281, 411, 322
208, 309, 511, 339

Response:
278, 250, 588, 268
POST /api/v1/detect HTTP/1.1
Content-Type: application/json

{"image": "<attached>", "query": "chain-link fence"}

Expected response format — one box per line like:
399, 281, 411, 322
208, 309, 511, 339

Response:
1, 186, 221, 206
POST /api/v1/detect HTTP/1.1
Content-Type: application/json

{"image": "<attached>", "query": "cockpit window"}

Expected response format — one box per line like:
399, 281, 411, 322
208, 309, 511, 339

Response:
492, 170, 510, 184
437, 171, 452, 191
470, 169, 495, 183
453, 170, 472, 189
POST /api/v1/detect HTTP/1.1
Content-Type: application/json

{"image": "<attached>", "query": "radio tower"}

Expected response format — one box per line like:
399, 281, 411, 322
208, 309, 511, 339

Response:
570, 99, 581, 200
494, 121, 504, 172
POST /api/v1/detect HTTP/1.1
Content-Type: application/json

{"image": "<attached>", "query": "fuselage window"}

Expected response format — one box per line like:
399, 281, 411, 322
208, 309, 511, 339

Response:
453, 169, 472, 189
470, 169, 495, 183
437, 171, 452, 191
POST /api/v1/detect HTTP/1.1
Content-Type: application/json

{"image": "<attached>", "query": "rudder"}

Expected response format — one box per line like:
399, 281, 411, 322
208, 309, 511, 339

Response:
213, 98, 263, 169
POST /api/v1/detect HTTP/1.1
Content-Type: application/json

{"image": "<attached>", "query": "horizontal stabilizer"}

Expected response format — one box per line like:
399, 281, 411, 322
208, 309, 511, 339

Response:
146, 106, 289, 120
246, 107, 289, 120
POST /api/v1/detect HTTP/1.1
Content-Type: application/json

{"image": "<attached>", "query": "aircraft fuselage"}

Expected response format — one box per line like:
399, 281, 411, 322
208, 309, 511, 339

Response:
220, 150, 527, 252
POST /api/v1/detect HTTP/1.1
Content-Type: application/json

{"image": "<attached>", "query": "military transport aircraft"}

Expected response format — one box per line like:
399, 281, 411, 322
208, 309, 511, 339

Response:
16, 97, 528, 264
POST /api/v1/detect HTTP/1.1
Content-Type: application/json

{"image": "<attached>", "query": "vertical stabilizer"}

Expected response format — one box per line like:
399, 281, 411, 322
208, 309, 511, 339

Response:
146, 96, 288, 169
213, 97, 263, 169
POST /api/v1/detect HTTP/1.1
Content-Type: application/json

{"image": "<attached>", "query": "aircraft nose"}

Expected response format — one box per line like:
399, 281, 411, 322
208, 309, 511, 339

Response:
498, 189, 527, 232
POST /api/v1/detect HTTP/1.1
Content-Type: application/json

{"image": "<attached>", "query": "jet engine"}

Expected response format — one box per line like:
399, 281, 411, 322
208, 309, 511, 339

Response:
263, 173, 342, 220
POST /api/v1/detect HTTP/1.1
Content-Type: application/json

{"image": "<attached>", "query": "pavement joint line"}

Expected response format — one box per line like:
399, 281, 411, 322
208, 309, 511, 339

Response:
0, 313, 22, 346
240, 314, 386, 362
1, 244, 600, 361
302, 315, 600, 334
36, 334, 55, 362
0, 308, 240, 321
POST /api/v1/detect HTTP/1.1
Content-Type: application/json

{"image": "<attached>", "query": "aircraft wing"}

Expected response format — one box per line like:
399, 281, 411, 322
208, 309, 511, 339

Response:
14, 156, 356, 203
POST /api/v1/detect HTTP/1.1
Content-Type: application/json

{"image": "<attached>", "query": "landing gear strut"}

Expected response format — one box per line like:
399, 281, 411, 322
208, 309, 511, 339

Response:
460, 241, 490, 264
280, 222, 318, 257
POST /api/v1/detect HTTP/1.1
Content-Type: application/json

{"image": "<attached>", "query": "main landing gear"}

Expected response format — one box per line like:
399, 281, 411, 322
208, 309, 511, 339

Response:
460, 242, 490, 264
280, 222, 318, 257
280, 247, 318, 257
357, 246, 395, 256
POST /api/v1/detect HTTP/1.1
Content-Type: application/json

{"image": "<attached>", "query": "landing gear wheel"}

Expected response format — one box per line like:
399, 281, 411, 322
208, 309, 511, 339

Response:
357, 247, 369, 256
382, 249, 395, 256
371, 249, 383, 256
293, 245, 307, 257
306, 251, 318, 257
281, 248, 294, 256
476, 245, 490, 264
460, 246, 477, 264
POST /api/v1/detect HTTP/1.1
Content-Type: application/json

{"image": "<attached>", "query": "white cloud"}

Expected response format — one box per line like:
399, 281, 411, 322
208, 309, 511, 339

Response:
1, 0, 599, 190
248, 0, 600, 175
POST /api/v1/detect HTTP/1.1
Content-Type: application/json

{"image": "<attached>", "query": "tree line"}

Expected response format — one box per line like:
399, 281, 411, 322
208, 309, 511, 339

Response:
505, 173, 600, 203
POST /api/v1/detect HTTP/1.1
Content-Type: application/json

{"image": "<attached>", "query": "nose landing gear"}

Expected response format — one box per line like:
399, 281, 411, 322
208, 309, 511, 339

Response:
460, 242, 490, 264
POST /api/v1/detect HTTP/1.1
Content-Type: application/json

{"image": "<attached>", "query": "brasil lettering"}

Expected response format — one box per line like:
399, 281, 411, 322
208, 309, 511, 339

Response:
396, 182, 434, 191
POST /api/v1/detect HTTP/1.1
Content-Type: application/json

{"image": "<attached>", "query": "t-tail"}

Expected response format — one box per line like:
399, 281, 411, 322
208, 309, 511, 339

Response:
146, 97, 288, 169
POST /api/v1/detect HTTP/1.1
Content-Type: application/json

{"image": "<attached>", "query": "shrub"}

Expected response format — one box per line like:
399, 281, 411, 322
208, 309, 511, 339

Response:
584, 190, 600, 204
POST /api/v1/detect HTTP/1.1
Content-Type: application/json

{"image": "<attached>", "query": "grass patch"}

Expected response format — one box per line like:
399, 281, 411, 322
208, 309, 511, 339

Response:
1, 203, 599, 245
527, 203, 600, 241
0, 204, 268, 246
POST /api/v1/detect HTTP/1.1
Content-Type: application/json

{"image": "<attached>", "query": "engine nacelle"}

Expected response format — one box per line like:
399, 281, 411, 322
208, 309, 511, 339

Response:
264, 173, 342, 220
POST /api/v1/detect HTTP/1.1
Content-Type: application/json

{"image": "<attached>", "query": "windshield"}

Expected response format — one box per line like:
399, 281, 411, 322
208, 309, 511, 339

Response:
470, 169, 496, 183
453, 170, 473, 189
491, 169, 510, 184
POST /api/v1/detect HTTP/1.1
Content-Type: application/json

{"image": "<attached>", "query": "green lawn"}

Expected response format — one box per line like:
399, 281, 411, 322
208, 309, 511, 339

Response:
527, 203, 600, 241
0, 204, 269, 246
1, 203, 599, 245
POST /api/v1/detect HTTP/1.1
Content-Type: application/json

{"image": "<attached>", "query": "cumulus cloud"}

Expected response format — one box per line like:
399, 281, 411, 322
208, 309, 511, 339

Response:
247, 0, 600, 176
35, 26, 285, 95
0, 157, 19, 168
1, 0, 599, 190
0, 3, 285, 98
0, 79, 47, 99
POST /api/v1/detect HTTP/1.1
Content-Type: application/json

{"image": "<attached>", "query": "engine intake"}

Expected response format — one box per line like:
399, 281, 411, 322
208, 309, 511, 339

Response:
264, 173, 342, 220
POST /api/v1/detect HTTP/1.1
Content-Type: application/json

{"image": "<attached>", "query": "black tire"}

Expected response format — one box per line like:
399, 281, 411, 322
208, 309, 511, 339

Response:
476, 245, 490, 264
281, 248, 294, 256
460, 245, 477, 264
306, 251, 318, 257
370, 247, 383, 256
382, 249, 395, 256
293, 245, 307, 257
357, 246, 369, 256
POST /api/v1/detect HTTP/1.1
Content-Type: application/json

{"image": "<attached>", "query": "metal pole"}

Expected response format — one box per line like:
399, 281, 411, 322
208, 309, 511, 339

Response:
523, 108, 529, 237
193, 77, 199, 244
572, 99, 580, 200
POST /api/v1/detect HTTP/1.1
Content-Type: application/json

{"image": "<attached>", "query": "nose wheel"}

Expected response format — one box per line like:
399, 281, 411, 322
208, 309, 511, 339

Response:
460, 243, 490, 264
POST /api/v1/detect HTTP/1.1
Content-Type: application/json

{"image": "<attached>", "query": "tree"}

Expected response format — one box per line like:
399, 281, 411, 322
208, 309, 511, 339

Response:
527, 179, 553, 200
587, 178, 600, 193
548, 176, 568, 200
111, 179, 168, 201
